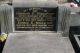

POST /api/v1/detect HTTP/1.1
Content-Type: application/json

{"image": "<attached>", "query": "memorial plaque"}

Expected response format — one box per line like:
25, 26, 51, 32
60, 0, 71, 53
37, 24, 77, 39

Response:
14, 7, 58, 31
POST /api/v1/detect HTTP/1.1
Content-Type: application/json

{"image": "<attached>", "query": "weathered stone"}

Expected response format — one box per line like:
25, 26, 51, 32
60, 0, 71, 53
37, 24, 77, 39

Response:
2, 32, 75, 53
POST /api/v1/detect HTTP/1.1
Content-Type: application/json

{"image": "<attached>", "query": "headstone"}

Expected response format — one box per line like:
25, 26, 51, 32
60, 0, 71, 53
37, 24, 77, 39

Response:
0, 4, 71, 35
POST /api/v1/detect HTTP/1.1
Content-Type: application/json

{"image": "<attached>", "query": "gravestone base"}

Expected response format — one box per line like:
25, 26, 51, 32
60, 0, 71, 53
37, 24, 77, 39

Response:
2, 31, 74, 53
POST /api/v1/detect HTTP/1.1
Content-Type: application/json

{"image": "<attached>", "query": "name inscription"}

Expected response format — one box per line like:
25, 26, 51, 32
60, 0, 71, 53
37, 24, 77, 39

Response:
14, 7, 58, 31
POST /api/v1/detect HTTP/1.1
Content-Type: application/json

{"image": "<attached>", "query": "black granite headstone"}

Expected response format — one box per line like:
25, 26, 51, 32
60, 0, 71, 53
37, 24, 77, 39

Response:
69, 26, 80, 53
14, 7, 58, 31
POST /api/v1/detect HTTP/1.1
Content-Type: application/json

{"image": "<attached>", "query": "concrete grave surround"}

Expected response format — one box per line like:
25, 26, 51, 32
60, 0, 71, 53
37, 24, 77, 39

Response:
0, 1, 75, 53
2, 32, 75, 53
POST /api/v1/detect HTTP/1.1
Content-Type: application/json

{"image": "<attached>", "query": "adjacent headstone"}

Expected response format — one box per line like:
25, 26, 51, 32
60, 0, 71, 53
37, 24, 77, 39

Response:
69, 26, 80, 53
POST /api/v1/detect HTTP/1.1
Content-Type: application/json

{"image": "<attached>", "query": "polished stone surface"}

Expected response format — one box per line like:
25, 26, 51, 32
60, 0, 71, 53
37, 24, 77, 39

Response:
2, 32, 75, 53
